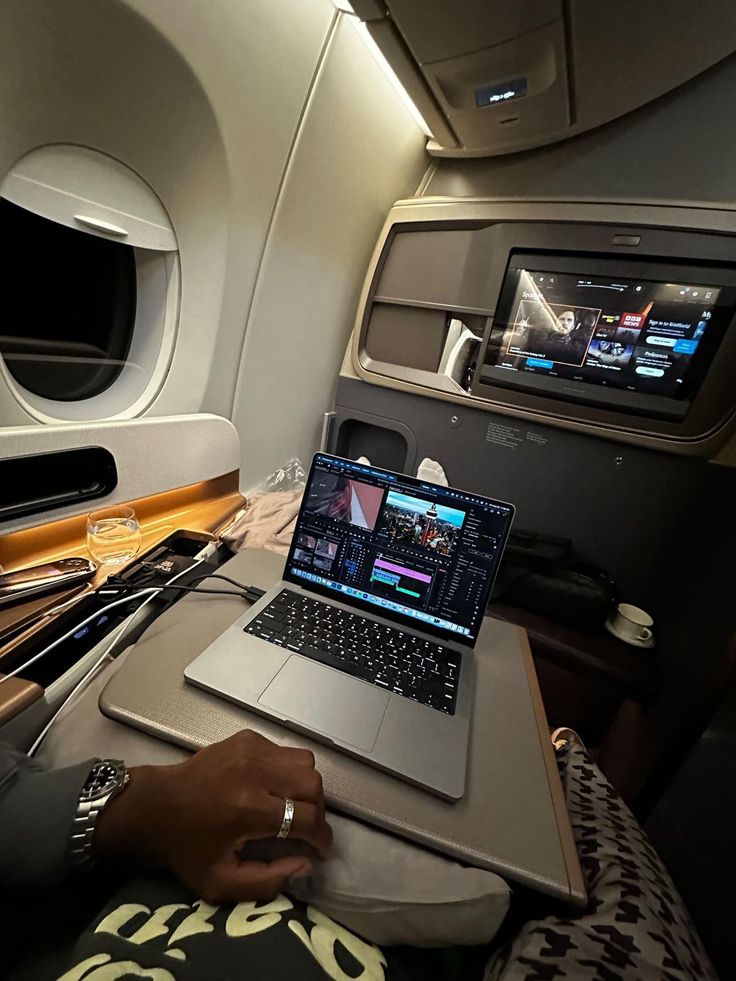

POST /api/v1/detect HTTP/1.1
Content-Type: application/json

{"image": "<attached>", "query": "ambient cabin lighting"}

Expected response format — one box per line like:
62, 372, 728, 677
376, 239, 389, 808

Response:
332, 2, 434, 138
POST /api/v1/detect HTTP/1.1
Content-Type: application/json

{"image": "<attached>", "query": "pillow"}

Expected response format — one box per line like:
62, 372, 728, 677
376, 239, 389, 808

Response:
37, 662, 510, 951
485, 739, 717, 980
290, 813, 510, 948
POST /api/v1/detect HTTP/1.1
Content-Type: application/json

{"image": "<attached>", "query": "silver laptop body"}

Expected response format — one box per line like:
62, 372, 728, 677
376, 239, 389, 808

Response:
186, 454, 514, 800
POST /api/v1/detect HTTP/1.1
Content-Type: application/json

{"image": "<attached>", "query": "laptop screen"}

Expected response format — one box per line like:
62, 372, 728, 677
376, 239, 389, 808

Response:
283, 454, 515, 644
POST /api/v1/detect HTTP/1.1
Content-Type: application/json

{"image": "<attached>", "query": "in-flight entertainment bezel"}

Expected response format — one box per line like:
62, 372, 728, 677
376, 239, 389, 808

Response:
477, 252, 736, 420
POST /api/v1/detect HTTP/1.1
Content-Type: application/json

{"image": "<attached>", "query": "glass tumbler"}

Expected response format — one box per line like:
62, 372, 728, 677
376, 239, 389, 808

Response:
86, 506, 142, 567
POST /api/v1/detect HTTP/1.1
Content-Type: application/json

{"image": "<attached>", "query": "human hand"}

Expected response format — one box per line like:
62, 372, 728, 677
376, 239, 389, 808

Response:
93, 730, 332, 903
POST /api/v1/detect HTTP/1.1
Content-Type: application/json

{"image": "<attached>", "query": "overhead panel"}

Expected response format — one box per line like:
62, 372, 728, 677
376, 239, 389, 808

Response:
351, 0, 736, 157
356, 0, 568, 155
422, 20, 569, 149
386, 0, 561, 63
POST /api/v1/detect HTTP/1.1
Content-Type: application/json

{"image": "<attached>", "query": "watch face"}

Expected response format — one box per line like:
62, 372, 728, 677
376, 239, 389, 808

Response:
80, 761, 125, 802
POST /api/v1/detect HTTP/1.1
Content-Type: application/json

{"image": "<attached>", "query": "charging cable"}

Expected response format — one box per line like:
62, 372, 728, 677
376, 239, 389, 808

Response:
0, 590, 160, 688
99, 576, 266, 606
191, 572, 266, 603
26, 553, 212, 756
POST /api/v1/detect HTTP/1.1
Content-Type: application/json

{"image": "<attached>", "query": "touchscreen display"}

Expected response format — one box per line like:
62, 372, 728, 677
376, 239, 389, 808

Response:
482, 267, 723, 405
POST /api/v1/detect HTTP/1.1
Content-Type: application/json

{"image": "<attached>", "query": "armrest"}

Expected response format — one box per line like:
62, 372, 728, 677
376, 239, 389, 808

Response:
0, 675, 43, 725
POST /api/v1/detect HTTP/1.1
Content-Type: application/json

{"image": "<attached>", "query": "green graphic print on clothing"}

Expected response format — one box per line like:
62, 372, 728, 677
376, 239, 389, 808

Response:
55, 873, 401, 981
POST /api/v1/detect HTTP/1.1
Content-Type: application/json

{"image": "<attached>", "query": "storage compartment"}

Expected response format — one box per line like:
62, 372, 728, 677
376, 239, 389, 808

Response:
365, 304, 448, 372
0, 530, 226, 690
363, 294, 486, 395
333, 417, 412, 473
0, 446, 118, 523
353, 1, 736, 157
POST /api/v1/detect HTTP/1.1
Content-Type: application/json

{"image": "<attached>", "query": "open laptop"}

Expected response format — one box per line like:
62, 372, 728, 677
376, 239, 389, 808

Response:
185, 453, 514, 799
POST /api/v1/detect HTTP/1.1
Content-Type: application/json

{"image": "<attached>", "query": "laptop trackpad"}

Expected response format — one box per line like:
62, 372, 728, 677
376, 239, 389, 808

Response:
258, 656, 389, 751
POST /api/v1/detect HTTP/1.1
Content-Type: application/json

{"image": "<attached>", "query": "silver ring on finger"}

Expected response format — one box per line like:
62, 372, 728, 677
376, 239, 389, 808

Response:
276, 797, 295, 839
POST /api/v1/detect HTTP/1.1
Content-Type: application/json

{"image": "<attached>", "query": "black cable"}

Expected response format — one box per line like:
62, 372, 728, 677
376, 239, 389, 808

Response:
99, 581, 267, 604
242, 586, 267, 603
190, 572, 266, 604
191, 572, 249, 590
99, 584, 247, 600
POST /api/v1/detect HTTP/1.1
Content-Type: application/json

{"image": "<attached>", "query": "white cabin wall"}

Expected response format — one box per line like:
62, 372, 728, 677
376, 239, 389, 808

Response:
229, 15, 429, 488
122, 0, 339, 422
0, 0, 427, 488
0, 0, 224, 425
0, 0, 335, 426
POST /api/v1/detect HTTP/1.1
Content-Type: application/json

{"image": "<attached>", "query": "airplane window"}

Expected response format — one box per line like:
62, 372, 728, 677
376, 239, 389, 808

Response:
0, 198, 137, 401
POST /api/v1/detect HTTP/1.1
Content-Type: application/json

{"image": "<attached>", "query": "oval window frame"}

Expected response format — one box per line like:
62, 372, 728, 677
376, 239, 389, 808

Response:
0, 144, 179, 421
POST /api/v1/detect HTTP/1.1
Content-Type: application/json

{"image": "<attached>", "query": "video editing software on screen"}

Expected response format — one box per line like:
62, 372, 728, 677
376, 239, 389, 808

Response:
286, 456, 513, 641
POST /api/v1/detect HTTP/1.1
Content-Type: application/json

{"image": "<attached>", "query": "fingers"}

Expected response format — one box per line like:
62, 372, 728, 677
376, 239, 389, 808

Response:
228, 777, 331, 859
269, 798, 333, 860
197, 730, 331, 859
228, 730, 317, 770
283, 747, 317, 770
240, 760, 330, 859
260, 760, 324, 804
245, 794, 332, 860
202, 855, 313, 904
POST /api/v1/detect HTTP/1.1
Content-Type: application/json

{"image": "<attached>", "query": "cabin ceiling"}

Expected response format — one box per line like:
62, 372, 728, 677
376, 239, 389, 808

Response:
350, 0, 736, 156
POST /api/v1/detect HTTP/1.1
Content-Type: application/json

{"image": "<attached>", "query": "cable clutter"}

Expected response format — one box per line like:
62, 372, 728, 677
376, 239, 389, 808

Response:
0, 536, 266, 757
99, 571, 266, 606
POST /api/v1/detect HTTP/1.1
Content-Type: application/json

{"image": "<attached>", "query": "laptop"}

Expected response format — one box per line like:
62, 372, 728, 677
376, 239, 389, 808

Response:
185, 453, 514, 799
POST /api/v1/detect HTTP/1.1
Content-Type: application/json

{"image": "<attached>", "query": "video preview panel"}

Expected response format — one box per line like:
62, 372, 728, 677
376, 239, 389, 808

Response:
304, 468, 384, 530
377, 490, 465, 557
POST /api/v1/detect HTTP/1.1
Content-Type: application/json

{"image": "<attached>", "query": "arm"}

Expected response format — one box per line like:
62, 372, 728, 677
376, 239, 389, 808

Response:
0, 730, 332, 901
0, 740, 96, 889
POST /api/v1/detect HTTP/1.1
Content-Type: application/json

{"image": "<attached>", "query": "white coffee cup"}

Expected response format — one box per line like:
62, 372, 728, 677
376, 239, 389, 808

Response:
607, 603, 654, 646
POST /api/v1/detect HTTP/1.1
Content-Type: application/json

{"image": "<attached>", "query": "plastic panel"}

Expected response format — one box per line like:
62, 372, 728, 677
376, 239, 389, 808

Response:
0, 447, 117, 522
1, 145, 176, 251
0, 414, 240, 534
386, 0, 560, 64
365, 303, 448, 371
351, 200, 736, 455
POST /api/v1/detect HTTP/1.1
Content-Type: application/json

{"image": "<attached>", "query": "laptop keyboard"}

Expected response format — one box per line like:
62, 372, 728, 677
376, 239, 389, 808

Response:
244, 589, 459, 714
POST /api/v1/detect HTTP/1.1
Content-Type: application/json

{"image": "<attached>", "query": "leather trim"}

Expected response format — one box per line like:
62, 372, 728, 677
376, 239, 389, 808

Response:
0, 674, 43, 725
518, 627, 588, 907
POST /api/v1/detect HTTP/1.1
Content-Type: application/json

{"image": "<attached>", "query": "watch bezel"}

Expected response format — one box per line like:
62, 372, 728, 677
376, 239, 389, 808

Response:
79, 759, 127, 803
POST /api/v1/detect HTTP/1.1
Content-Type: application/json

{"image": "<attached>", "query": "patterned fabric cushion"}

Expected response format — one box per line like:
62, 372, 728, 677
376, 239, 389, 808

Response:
485, 740, 717, 980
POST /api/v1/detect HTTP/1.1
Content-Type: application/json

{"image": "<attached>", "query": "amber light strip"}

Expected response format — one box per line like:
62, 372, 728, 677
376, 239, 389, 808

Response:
0, 472, 244, 575
0, 471, 246, 680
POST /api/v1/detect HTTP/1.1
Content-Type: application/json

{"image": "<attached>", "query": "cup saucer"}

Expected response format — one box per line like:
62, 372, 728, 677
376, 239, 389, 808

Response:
605, 618, 655, 649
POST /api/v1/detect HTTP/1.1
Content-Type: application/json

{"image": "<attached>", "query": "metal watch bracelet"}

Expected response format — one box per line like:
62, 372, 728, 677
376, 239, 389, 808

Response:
68, 759, 129, 867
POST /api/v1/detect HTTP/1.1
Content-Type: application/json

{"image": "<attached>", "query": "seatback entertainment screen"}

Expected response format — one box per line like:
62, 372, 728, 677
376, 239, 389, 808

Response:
479, 257, 731, 418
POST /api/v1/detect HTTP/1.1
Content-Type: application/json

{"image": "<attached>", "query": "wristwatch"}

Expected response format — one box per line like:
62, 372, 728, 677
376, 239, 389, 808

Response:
68, 759, 129, 868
